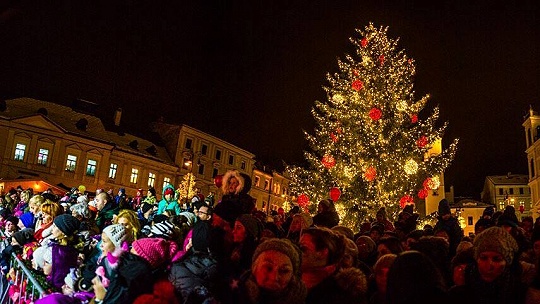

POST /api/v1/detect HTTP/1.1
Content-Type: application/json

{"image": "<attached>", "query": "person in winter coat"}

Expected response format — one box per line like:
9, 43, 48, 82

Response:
221, 170, 255, 214
157, 185, 177, 215
434, 199, 463, 257
95, 192, 119, 231
312, 199, 339, 228
300, 227, 368, 304
233, 238, 307, 304
449, 227, 527, 304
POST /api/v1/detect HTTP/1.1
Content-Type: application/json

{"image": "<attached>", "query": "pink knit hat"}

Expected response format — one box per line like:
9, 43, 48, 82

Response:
132, 238, 181, 269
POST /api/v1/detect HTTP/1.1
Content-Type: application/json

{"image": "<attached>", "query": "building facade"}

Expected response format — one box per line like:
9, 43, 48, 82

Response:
481, 173, 532, 219
250, 168, 291, 213
523, 107, 540, 219
0, 98, 258, 200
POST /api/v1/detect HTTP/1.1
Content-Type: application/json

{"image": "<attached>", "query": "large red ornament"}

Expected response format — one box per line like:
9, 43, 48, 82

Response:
399, 195, 414, 209
329, 187, 341, 202
519, 205, 525, 213
422, 177, 432, 190
369, 107, 382, 121
297, 194, 309, 207
330, 133, 338, 143
364, 166, 377, 181
379, 55, 385, 65
410, 114, 418, 124
213, 174, 223, 188
322, 155, 336, 169
352, 79, 364, 91
361, 37, 368, 47
416, 136, 428, 148
418, 189, 428, 200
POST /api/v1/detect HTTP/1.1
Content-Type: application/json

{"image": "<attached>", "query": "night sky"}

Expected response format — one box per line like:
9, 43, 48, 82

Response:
1, 1, 539, 199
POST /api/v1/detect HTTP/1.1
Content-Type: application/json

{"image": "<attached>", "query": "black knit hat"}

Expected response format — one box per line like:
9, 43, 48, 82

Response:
438, 199, 451, 215
236, 214, 263, 240
12, 228, 34, 246
53, 214, 80, 237
214, 201, 241, 225
141, 203, 154, 214
252, 238, 301, 276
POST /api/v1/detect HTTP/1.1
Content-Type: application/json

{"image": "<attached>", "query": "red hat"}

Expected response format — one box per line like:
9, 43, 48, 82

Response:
164, 188, 174, 196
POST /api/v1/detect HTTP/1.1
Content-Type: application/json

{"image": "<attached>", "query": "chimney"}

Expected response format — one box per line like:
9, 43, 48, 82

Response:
114, 108, 122, 127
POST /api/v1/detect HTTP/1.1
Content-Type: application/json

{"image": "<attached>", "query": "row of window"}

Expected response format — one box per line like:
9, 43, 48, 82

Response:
497, 187, 527, 195
14, 143, 172, 189
184, 138, 247, 168
252, 175, 289, 196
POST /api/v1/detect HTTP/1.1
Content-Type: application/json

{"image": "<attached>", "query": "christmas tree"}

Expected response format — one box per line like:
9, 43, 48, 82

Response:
176, 172, 197, 202
286, 24, 458, 229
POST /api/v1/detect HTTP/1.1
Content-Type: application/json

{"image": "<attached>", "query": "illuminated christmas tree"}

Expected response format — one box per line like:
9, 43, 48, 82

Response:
286, 24, 458, 229
176, 172, 197, 202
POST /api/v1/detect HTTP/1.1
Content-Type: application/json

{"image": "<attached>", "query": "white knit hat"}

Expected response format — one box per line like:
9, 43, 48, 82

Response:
103, 224, 127, 249
33, 245, 53, 269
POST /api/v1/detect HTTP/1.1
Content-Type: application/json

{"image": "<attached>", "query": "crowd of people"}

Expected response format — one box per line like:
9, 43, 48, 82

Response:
0, 170, 540, 303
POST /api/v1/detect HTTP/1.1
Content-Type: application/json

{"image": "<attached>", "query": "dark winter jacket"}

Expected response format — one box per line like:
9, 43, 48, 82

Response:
306, 268, 368, 304
169, 251, 218, 302
102, 253, 153, 304
434, 216, 463, 256
312, 211, 340, 229
96, 203, 119, 231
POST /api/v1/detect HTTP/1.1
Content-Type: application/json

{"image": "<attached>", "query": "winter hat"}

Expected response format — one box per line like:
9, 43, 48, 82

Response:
252, 238, 301, 276
179, 211, 196, 226
12, 228, 35, 246
152, 214, 169, 224
76, 195, 88, 204
141, 203, 154, 214
53, 214, 80, 237
103, 224, 127, 249
150, 221, 175, 239
473, 226, 518, 265
356, 235, 377, 253
438, 199, 451, 216
33, 246, 47, 269
148, 187, 157, 197
403, 204, 414, 215
19, 212, 35, 228
214, 201, 242, 225
236, 214, 262, 240
119, 188, 126, 195
482, 206, 495, 217
318, 199, 332, 210
497, 206, 519, 228
132, 238, 180, 269
332, 225, 355, 240
163, 188, 174, 196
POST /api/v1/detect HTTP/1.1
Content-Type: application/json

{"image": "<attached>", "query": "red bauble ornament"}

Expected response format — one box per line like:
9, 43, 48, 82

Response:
519, 205, 524, 213
329, 187, 341, 202
411, 114, 418, 124
297, 194, 309, 207
379, 55, 385, 65
369, 107, 382, 121
322, 155, 336, 169
330, 133, 338, 143
364, 166, 377, 181
213, 174, 223, 188
416, 136, 428, 148
361, 37, 368, 47
418, 189, 428, 199
399, 195, 414, 209
352, 79, 364, 91
423, 177, 432, 190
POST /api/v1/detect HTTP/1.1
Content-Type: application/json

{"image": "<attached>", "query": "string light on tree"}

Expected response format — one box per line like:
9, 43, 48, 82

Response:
286, 23, 458, 229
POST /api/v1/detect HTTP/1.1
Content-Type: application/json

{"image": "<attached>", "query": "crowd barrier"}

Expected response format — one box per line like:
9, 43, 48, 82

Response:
0, 230, 46, 304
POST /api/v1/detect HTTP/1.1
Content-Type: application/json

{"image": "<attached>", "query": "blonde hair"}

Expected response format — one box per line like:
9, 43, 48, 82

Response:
29, 195, 45, 207
20, 190, 31, 203
113, 209, 140, 241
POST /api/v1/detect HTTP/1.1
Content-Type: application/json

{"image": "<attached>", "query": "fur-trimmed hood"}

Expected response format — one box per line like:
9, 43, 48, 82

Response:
221, 170, 245, 195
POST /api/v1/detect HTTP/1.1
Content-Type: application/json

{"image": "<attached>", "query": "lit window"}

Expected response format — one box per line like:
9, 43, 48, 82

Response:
37, 148, 49, 165
499, 200, 505, 210
148, 172, 156, 187
264, 180, 270, 190
14, 143, 26, 161
109, 163, 118, 179
254, 176, 260, 187
65, 154, 77, 172
130, 168, 139, 184
86, 159, 97, 176
163, 177, 171, 188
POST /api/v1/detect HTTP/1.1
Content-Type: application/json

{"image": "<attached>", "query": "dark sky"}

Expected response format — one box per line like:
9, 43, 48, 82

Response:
1, 0, 539, 199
